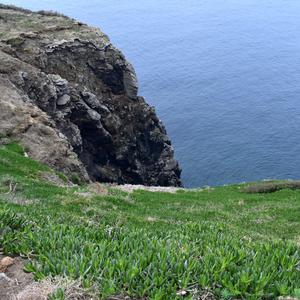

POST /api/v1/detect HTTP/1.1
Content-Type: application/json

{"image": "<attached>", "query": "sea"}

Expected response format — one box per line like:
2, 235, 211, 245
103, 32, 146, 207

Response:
3, 0, 300, 187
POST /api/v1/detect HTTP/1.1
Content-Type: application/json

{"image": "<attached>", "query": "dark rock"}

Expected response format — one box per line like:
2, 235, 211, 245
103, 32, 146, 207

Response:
0, 6, 182, 186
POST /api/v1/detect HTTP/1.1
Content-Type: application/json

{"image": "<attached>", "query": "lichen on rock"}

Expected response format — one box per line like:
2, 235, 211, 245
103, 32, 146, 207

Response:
0, 5, 182, 186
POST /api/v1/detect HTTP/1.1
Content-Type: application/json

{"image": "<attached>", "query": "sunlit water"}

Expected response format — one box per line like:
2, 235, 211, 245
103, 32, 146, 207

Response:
4, 0, 300, 187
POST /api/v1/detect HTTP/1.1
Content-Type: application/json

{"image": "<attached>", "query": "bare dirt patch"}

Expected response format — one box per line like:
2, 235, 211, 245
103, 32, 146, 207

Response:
39, 171, 71, 187
88, 182, 109, 195
0, 255, 99, 299
0, 255, 34, 300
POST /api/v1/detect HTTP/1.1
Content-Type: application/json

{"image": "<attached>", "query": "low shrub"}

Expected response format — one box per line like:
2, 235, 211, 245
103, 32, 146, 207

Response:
244, 181, 300, 193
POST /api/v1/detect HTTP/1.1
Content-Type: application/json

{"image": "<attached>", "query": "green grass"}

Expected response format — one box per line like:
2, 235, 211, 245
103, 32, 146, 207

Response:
0, 143, 300, 299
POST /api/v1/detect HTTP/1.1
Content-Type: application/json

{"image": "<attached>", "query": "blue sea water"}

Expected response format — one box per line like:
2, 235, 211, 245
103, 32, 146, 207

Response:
3, 0, 300, 187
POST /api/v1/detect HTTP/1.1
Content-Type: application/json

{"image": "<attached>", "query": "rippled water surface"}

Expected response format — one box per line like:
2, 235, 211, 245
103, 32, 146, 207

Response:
4, 0, 300, 187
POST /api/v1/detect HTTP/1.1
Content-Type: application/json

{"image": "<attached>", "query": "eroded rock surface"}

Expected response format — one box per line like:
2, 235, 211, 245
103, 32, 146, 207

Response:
0, 5, 181, 186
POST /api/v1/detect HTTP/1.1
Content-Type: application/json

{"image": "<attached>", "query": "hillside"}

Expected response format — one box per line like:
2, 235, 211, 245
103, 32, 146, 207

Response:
0, 141, 300, 299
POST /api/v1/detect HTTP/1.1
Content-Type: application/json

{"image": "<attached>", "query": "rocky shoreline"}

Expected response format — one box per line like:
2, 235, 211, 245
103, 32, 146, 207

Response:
0, 5, 181, 187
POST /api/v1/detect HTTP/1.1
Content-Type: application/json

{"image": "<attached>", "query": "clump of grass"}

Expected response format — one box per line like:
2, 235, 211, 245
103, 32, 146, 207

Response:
71, 174, 81, 185
0, 4, 33, 14
0, 4, 71, 19
56, 172, 69, 183
36, 10, 70, 19
4, 142, 25, 155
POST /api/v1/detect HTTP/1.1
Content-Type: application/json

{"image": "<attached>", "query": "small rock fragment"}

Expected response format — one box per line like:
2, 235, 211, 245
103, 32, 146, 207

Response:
1, 256, 15, 267
0, 272, 12, 282
57, 94, 70, 106
50, 74, 68, 86
176, 290, 188, 296
0, 256, 15, 272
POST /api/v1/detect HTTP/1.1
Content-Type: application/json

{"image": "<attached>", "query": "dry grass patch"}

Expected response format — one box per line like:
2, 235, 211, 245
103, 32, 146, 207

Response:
243, 180, 300, 193
14, 277, 98, 300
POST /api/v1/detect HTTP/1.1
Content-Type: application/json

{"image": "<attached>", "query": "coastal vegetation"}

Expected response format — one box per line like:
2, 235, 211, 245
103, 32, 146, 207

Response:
1, 142, 300, 299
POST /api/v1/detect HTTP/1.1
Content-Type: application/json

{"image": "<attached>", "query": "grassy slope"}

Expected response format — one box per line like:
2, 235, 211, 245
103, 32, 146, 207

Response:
0, 143, 300, 300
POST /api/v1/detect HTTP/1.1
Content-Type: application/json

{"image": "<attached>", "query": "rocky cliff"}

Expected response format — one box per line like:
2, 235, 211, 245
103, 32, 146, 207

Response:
0, 5, 181, 186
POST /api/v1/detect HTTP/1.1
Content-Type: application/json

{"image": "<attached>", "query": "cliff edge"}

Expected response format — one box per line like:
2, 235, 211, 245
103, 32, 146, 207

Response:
0, 5, 181, 186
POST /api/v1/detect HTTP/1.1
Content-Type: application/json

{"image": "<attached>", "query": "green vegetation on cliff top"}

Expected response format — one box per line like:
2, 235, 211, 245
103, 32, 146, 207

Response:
0, 142, 300, 299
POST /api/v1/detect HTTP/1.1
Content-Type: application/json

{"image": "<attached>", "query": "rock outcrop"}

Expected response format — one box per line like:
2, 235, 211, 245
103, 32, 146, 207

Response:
0, 5, 181, 186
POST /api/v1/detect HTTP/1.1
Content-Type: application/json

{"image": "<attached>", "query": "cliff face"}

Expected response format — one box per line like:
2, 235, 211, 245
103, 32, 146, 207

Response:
0, 5, 181, 186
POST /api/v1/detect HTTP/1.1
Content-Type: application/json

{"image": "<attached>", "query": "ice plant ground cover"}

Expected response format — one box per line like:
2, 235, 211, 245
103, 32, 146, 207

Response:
0, 143, 300, 299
